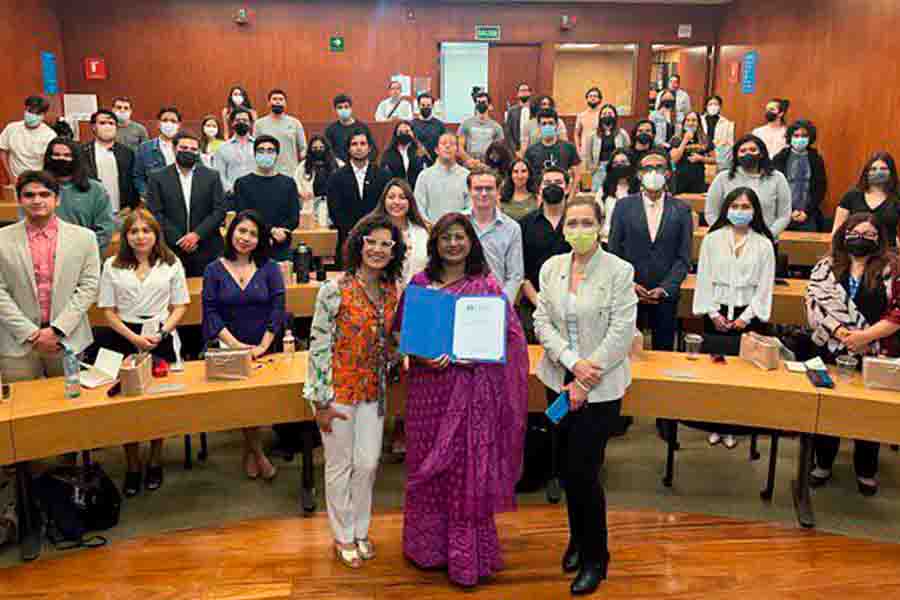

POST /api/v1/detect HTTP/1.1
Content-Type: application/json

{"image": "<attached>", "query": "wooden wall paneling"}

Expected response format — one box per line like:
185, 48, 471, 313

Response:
55, 0, 721, 125
715, 0, 900, 217
553, 49, 636, 116
489, 44, 542, 116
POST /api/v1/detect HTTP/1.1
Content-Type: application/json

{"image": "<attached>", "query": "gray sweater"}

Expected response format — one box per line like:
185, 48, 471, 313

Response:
414, 162, 470, 222
704, 167, 792, 236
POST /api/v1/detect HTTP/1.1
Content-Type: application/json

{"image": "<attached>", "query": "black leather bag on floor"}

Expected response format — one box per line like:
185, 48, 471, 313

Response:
33, 464, 121, 549
516, 412, 553, 493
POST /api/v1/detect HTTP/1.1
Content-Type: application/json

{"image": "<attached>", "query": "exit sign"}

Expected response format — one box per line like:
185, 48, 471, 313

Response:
329, 36, 345, 52
475, 25, 501, 41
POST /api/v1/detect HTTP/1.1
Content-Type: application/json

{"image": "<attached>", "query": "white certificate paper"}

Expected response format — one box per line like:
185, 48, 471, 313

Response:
452, 296, 506, 362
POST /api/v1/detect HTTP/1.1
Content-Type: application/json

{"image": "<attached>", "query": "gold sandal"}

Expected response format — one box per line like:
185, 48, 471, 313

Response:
356, 538, 376, 560
334, 543, 362, 568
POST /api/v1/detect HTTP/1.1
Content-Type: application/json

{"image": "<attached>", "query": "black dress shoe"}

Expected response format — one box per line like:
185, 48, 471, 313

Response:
570, 563, 606, 595
562, 543, 581, 573
809, 469, 832, 488
123, 471, 142, 497
546, 478, 562, 504
145, 465, 163, 491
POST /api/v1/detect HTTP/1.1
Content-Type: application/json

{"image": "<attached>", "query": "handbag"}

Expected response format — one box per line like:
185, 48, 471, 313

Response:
32, 464, 121, 549
739, 332, 782, 370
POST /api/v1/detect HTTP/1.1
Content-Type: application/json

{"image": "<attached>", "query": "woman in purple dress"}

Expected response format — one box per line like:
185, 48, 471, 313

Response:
393, 212, 529, 587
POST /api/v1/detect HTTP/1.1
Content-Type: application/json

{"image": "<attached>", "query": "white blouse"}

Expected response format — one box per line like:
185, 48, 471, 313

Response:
402, 223, 430, 287
693, 227, 775, 323
98, 256, 190, 324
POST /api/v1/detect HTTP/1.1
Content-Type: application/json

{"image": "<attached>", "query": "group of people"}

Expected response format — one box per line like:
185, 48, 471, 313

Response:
1, 77, 900, 596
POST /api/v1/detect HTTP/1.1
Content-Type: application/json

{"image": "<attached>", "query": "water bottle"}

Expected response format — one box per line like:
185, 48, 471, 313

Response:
283, 329, 296, 357
314, 256, 327, 282
293, 243, 311, 284
63, 346, 81, 399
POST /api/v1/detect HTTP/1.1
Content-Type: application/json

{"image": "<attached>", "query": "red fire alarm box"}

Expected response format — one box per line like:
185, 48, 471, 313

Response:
83, 57, 107, 80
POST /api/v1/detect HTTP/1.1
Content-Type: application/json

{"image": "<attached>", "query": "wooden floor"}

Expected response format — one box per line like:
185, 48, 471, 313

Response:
4, 505, 900, 598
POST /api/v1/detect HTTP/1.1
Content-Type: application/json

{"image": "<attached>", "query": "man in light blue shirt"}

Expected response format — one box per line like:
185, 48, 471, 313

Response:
214, 108, 256, 193
463, 166, 524, 301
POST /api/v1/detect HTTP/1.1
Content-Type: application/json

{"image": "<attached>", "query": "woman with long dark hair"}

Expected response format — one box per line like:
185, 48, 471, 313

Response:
500, 158, 538, 221
43, 137, 116, 253
694, 187, 776, 447
202, 209, 285, 480
584, 103, 631, 191
394, 212, 528, 587
294, 135, 342, 226
381, 121, 429, 188
832, 152, 900, 247
199, 115, 224, 167
305, 213, 406, 568
705, 134, 791, 236
752, 97, 790, 157
221, 85, 257, 139
773, 119, 828, 232
806, 212, 900, 495
597, 149, 639, 243
670, 111, 716, 194
370, 178, 429, 287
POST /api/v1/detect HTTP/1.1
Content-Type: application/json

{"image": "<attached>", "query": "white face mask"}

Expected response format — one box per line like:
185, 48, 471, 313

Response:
641, 171, 666, 192
707, 104, 721, 116
159, 122, 179, 138
114, 110, 131, 124
203, 125, 219, 138
232, 94, 244, 105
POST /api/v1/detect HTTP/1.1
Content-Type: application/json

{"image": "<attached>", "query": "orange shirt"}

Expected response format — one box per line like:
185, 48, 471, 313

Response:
25, 217, 58, 324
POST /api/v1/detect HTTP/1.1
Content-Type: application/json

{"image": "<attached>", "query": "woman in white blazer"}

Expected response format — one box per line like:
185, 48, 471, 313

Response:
702, 95, 736, 172
533, 197, 637, 595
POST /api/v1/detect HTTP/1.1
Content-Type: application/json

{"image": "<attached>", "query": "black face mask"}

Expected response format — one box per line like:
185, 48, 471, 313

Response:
309, 149, 326, 161
234, 122, 251, 136
661, 100, 676, 110
47, 158, 75, 177
475, 102, 489, 114
176, 151, 199, 169
542, 184, 565, 205
419, 107, 432, 118
846, 237, 879, 257
636, 133, 653, 146
765, 111, 778, 122
519, 95, 531, 104
271, 105, 285, 115
587, 101, 600, 109
397, 133, 413, 145
607, 164, 634, 183
486, 155, 500, 168
600, 116, 616, 128
738, 154, 760, 169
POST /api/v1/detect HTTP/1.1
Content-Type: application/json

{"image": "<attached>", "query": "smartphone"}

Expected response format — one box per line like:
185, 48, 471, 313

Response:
712, 354, 726, 364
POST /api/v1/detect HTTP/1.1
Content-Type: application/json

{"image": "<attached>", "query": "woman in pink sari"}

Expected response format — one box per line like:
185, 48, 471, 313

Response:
393, 212, 529, 587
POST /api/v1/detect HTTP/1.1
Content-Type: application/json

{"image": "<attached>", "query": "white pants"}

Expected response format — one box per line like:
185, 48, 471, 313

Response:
321, 401, 384, 544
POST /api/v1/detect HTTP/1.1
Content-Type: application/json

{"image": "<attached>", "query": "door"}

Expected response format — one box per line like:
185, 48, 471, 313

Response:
489, 44, 542, 119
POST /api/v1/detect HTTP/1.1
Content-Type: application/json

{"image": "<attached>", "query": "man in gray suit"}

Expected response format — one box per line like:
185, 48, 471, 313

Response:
0, 170, 100, 382
504, 82, 533, 157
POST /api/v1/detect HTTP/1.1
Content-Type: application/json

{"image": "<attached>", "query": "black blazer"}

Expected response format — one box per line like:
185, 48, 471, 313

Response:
608, 192, 693, 299
380, 146, 427, 189
82, 141, 139, 210
772, 147, 828, 224
504, 104, 526, 151
325, 162, 392, 266
145, 164, 227, 277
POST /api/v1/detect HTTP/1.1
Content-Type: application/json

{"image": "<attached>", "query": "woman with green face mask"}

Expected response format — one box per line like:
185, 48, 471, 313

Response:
533, 198, 638, 596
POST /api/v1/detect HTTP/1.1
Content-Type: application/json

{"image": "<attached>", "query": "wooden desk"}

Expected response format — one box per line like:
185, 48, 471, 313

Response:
625, 351, 819, 433
693, 227, 830, 267
0, 202, 19, 223
88, 274, 337, 327
0, 398, 14, 466
675, 193, 706, 215
817, 374, 900, 445
677, 274, 808, 326
9, 355, 310, 462
106, 228, 337, 259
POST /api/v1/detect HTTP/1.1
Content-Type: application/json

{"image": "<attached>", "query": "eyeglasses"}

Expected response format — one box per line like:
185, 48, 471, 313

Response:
847, 233, 879, 242
21, 191, 53, 199
639, 166, 667, 174
363, 237, 395, 250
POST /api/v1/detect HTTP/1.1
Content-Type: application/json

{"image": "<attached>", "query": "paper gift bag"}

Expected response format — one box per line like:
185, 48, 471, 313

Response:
205, 347, 253, 380
863, 356, 900, 391
739, 332, 781, 370
120, 353, 152, 396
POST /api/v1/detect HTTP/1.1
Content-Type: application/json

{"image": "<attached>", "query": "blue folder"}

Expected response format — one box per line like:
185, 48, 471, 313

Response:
398, 284, 506, 363
545, 391, 569, 424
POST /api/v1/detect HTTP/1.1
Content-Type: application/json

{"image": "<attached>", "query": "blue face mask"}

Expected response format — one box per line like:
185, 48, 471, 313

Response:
256, 152, 277, 170
540, 124, 557, 139
727, 208, 754, 226
336, 107, 352, 120
791, 137, 810, 152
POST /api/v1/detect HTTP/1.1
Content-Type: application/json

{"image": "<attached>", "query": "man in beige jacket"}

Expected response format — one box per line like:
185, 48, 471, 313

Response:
0, 170, 100, 382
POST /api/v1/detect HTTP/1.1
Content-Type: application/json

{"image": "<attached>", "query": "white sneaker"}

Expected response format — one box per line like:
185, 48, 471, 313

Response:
708, 432, 722, 446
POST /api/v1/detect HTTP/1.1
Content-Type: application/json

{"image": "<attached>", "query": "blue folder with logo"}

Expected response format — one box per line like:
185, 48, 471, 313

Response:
398, 284, 507, 363
546, 391, 569, 424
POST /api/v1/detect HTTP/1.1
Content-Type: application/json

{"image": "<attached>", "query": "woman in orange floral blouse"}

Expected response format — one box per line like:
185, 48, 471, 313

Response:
303, 213, 406, 569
